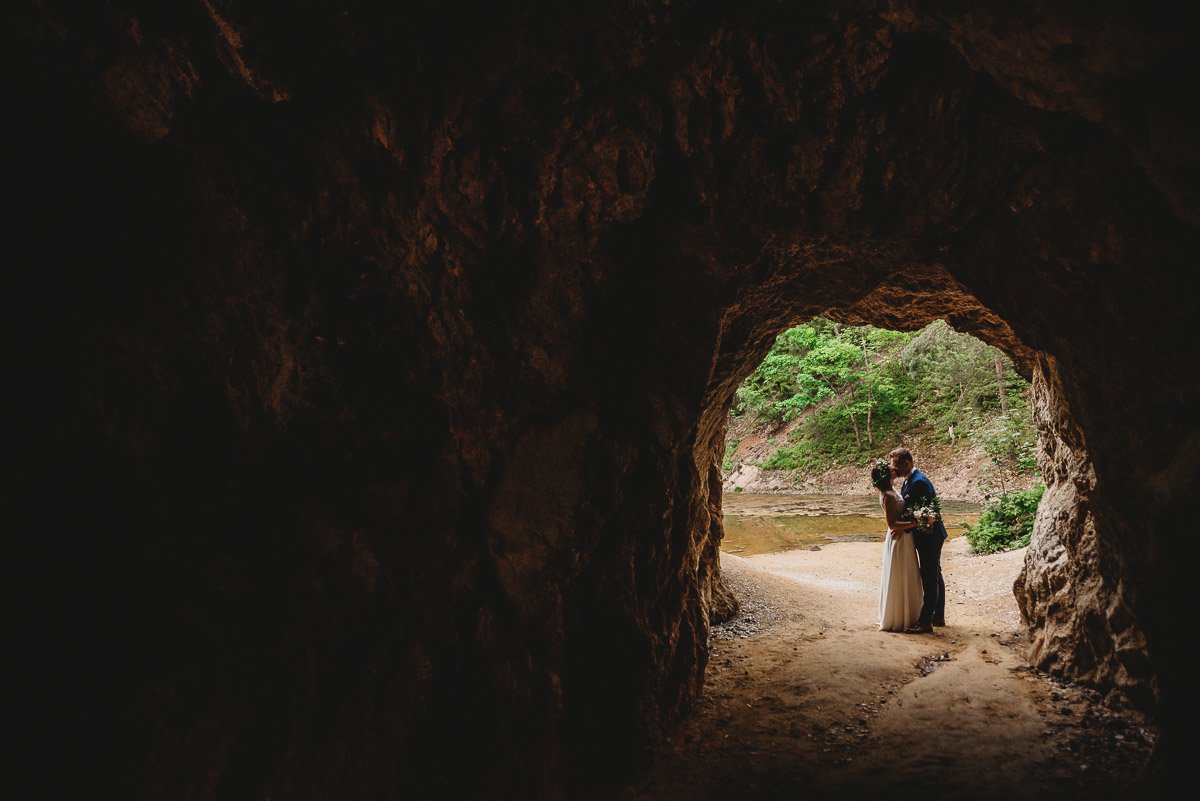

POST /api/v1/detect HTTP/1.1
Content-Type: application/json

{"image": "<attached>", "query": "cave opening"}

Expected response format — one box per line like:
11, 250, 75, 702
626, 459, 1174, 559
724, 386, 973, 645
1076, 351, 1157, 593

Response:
638, 312, 1159, 800
562, 279, 1168, 801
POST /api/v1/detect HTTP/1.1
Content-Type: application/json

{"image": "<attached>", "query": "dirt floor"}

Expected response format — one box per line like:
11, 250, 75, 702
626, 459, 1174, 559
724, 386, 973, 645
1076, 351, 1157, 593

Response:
590, 538, 1157, 801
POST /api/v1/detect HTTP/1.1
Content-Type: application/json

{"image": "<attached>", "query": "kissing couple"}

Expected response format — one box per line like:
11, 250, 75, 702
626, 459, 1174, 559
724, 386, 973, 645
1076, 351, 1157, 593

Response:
872, 447, 948, 634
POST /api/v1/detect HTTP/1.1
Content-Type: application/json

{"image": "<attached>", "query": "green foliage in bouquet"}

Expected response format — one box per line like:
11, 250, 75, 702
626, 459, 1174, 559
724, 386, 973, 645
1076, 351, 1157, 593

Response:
905, 496, 943, 534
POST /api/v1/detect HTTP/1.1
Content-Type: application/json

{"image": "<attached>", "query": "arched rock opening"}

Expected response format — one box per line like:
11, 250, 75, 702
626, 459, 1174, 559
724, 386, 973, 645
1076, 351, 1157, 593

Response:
14, 2, 1194, 799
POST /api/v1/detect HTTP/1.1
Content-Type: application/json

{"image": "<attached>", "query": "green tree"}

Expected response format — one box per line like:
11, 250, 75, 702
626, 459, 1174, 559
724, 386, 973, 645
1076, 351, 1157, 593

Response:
979, 411, 1038, 498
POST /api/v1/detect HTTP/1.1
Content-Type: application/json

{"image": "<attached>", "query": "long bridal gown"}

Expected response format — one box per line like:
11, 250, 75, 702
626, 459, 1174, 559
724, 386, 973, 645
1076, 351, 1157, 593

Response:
878, 489, 923, 632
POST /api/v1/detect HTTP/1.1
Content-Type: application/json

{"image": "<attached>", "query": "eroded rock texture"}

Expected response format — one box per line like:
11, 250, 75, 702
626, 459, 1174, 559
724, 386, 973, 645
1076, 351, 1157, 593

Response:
13, 1, 1195, 798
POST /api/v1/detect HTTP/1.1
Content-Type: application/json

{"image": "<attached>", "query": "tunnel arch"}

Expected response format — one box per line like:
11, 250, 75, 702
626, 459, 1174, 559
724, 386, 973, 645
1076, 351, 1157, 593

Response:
14, 2, 1194, 799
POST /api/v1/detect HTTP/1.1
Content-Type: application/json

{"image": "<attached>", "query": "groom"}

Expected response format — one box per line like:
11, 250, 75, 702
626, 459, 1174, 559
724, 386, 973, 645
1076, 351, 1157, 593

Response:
890, 447, 947, 634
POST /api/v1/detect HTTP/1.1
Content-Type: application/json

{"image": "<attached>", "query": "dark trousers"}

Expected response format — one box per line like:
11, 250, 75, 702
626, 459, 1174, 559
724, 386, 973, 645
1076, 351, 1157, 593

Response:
914, 531, 945, 624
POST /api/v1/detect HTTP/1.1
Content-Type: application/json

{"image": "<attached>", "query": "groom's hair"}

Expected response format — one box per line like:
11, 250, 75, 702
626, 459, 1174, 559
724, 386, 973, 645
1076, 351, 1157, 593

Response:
888, 447, 913, 466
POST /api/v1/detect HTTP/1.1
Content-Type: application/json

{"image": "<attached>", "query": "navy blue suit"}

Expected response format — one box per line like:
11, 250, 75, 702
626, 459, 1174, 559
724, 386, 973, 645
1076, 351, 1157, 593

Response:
901, 468, 946, 625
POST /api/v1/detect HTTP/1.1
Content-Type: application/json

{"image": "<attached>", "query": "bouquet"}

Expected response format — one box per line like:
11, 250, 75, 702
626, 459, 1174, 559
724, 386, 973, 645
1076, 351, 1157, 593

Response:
905, 496, 943, 534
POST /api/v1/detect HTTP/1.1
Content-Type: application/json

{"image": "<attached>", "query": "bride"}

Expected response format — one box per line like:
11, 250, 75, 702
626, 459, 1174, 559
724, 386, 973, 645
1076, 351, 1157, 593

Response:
872, 460, 923, 632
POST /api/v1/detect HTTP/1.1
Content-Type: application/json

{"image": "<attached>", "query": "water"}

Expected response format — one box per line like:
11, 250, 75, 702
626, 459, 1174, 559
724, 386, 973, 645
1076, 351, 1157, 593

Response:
720, 493, 982, 556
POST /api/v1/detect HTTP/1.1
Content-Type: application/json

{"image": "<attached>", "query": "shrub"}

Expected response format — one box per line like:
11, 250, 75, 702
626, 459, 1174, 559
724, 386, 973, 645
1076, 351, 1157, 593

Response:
963, 484, 1045, 554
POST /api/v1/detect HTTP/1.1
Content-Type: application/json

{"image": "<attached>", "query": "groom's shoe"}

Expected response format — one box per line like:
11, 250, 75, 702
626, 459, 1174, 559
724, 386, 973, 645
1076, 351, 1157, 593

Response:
932, 617, 946, 627
903, 622, 933, 634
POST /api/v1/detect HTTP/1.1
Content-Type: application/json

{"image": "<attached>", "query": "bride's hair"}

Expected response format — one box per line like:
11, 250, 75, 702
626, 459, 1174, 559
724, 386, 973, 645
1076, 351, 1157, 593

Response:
870, 461, 892, 490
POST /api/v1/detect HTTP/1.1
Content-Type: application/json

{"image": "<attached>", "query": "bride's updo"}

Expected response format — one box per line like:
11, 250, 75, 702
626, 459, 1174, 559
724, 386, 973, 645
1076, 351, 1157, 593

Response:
870, 460, 892, 491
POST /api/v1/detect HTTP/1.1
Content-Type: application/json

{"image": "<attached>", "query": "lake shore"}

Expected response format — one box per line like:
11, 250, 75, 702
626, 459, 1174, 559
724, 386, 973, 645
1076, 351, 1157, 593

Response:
718, 492, 982, 556
587, 537, 1155, 801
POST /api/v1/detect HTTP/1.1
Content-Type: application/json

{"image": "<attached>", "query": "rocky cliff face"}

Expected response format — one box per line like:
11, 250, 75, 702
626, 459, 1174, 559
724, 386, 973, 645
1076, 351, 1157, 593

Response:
14, 1, 1194, 798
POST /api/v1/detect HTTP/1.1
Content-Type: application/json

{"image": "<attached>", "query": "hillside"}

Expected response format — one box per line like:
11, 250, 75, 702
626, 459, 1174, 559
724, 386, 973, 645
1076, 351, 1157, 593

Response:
721, 319, 1040, 502
721, 412, 1035, 502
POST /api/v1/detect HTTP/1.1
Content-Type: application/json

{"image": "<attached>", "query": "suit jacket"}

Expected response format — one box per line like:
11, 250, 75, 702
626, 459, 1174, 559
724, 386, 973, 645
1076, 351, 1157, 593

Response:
902, 468, 948, 541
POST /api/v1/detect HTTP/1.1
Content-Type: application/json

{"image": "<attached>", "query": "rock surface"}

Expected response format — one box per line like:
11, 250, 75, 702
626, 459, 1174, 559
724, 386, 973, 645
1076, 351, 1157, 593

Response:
13, 1, 1195, 798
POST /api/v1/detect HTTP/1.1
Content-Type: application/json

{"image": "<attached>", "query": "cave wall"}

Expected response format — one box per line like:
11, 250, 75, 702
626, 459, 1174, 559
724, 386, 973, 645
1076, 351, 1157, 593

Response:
13, 1, 1196, 798
1014, 359, 1156, 707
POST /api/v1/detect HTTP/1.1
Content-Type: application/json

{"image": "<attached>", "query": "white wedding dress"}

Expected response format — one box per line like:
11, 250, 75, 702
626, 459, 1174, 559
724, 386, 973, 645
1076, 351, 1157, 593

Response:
878, 489, 923, 632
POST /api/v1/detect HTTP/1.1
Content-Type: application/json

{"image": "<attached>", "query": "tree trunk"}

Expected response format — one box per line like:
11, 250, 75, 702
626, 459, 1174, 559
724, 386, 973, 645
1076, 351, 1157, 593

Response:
849, 407, 862, 448
861, 333, 873, 445
995, 352, 1010, 413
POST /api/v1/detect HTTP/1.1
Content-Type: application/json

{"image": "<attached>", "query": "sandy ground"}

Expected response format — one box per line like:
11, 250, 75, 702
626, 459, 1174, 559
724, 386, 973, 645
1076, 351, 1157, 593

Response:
589, 539, 1156, 801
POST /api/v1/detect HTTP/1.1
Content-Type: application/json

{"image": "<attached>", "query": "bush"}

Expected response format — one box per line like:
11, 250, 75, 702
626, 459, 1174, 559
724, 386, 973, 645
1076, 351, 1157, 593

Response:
963, 485, 1045, 554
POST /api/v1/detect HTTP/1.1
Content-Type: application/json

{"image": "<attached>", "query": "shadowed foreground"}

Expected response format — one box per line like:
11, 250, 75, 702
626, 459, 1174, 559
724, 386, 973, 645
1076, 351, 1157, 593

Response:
590, 538, 1153, 801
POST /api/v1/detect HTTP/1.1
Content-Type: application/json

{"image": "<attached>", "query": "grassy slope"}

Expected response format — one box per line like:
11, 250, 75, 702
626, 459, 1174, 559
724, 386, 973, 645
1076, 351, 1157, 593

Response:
722, 399, 1038, 503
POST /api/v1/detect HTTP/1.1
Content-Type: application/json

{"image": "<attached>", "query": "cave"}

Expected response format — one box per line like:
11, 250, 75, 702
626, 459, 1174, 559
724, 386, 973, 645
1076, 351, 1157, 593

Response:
14, 2, 1195, 799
